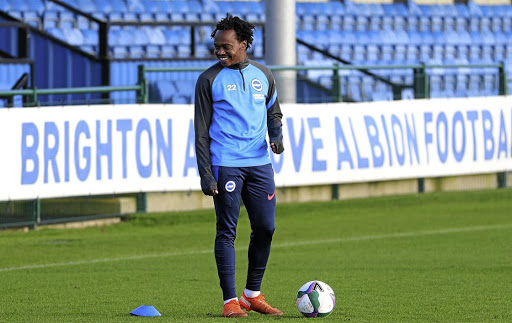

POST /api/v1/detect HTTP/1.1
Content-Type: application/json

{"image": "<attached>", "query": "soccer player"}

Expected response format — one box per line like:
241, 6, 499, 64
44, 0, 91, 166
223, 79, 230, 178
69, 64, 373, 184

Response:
194, 14, 285, 318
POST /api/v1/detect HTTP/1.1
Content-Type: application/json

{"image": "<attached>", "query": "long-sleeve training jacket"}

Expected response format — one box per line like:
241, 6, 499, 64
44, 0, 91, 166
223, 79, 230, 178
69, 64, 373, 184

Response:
194, 58, 284, 195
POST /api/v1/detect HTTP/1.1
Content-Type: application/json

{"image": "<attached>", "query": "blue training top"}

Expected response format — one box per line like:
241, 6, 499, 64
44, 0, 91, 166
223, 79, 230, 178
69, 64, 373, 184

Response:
194, 58, 284, 194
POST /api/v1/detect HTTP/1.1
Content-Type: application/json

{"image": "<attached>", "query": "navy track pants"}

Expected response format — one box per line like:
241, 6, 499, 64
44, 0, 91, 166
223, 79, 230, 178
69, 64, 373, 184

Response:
212, 163, 276, 301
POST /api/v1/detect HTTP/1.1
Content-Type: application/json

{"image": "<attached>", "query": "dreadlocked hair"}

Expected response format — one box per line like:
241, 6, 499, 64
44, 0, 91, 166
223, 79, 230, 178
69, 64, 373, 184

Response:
211, 14, 255, 49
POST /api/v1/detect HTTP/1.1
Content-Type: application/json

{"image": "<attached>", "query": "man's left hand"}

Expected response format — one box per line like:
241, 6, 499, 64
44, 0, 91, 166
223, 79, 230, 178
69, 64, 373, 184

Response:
271, 142, 284, 154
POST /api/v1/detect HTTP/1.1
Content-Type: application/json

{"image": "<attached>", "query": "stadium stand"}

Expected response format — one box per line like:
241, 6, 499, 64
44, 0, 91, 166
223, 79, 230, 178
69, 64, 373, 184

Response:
0, 0, 511, 104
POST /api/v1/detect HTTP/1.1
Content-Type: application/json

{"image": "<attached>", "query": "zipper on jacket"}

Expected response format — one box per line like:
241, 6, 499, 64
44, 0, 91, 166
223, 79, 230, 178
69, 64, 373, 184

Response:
238, 65, 246, 91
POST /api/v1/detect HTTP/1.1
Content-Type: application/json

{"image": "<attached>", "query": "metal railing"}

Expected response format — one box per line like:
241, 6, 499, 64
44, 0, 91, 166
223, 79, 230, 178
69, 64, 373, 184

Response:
0, 62, 508, 106
136, 61, 508, 104
0, 84, 145, 107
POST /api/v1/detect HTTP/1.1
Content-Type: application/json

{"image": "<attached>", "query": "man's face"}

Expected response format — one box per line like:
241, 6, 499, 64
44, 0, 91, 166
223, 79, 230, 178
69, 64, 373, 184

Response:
213, 29, 247, 67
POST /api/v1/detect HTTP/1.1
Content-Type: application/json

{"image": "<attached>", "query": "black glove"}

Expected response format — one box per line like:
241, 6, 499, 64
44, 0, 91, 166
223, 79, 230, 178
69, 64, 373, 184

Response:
271, 140, 284, 154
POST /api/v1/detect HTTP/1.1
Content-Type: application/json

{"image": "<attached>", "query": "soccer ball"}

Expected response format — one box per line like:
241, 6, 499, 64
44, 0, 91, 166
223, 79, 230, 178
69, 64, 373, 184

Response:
296, 280, 335, 317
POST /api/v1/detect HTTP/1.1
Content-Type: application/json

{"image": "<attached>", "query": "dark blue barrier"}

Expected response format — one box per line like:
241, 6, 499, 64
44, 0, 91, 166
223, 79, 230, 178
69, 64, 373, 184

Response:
29, 32, 103, 105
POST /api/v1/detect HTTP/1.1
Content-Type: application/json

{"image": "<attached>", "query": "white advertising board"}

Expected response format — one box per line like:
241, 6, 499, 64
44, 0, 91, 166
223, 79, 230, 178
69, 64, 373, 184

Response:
0, 97, 511, 201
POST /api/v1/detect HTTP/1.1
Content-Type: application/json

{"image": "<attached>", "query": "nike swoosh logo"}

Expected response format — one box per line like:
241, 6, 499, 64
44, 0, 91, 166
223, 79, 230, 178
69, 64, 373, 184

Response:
267, 190, 276, 200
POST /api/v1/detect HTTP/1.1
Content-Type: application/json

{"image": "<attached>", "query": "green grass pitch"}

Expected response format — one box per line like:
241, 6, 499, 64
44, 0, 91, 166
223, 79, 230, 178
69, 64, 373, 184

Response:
1, 188, 511, 322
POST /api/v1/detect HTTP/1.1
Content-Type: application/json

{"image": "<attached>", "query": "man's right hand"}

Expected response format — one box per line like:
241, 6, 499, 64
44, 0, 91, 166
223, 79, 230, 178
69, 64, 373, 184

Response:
209, 189, 219, 196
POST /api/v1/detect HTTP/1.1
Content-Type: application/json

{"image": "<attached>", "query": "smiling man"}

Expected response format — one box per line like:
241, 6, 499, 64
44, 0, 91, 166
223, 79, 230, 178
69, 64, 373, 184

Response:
194, 14, 285, 318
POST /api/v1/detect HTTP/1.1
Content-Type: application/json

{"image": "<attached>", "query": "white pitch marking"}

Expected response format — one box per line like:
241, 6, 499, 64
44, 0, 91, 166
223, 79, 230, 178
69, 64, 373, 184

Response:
1, 223, 510, 273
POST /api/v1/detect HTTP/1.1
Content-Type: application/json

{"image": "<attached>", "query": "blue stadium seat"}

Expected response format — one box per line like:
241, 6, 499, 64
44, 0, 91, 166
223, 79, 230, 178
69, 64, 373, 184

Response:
243, 1, 264, 23
480, 5, 496, 17
26, 0, 44, 15
215, 1, 234, 17
504, 19, 512, 33
454, 17, 468, 32
467, 74, 482, 96
504, 44, 512, 61
482, 72, 498, 95
141, 0, 158, 13
126, 0, 145, 13
58, 11, 75, 29
22, 11, 42, 28
382, 3, 407, 16
160, 45, 177, 58
62, 27, 84, 45
355, 16, 368, 31
143, 27, 165, 45
480, 17, 491, 32
468, 1, 484, 16
373, 82, 393, 101
418, 16, 430, 32
361, 76, 374, 100
75, 0, 96, 13
381, 16, 393, 31
368, 16, 381, 31
444, 74, 457, 95
76, 15, 91, 29
444, 44, 456, 61
91, 11, 106, 21
113, 0, 126, 12
443, 16, 455, 31
366, 44, 379, 62
456, 44, 469, 61
342, 15, 356, 31
122, 12, 139, 23
110, 45, 128, 58
92, 0, 113, 13
347, 73, 362, 102
45, 27, 66, 42
493, 30, 507, 45
407, 30, 422, 45
432, 16, 444, 33
394, 16, 406, 31
129, 45, 145, 58
490, 17, 502, 32
419, 44, 432, 61
468, 44, 482, 62
368, 3, 384, 16
481, 45, 493, 62
352, 45, 365, 62
162, 28, 182, 47
409, 2, 425, 16
379, 45, 392, 63
405, 45, 419, 63
131, 28, 149, 45
108, 11, 123, 22
173, 0, 199, 23
194, 44, 211, 58
454, 3, 470, 18
0, 1, 10, 11
314, 14, 330, 31
406, 16, 419, 31
441, 4, 458, 17
429, 75, 444, 98
454, 72, 469, 97
339, 44, 352, 61
151, 80, 177, 103
108, 28, 132, 46
300, 13, 315, 31
394, 44, 406, 62
8, 0, 28, 11
138, 12, 154, 23
81, 29, 97, 46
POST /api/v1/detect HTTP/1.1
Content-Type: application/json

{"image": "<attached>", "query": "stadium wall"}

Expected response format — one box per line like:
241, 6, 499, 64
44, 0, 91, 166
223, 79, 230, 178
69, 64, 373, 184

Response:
1, 97, 511, 213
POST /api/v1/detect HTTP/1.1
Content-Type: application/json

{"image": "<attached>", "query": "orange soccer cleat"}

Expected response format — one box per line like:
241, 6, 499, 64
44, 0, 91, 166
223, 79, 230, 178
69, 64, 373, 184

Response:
222, 299, 248, 318
239, 293, 283, 315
